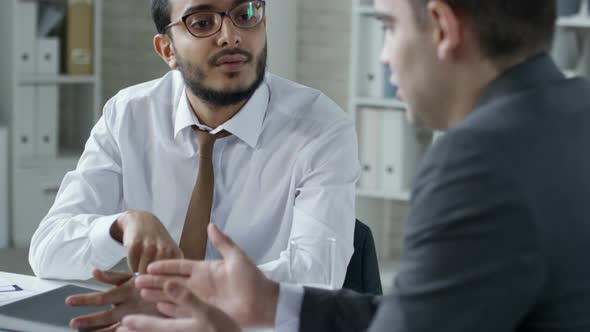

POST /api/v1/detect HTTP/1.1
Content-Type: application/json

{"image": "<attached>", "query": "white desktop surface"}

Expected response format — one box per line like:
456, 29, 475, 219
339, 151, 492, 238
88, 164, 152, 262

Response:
0, 271, 271, 332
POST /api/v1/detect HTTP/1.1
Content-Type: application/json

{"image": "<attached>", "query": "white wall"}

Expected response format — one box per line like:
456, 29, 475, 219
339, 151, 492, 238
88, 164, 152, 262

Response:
266, 0, 299, 81
0, 128, 8, 248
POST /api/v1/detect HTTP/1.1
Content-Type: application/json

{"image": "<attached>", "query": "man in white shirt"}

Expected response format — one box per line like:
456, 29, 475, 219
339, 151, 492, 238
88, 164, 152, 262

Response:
28, 0, 358, 330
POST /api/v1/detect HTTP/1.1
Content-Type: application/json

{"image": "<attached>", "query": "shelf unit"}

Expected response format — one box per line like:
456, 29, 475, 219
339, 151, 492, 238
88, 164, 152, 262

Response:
552, 1, 590, 79
349, 0, 426, 204
0, 0, 103, 247
349, 0, 426, 261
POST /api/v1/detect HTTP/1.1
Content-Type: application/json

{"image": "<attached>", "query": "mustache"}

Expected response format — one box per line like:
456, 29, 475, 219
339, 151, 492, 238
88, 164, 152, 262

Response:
209, 48, 253, 66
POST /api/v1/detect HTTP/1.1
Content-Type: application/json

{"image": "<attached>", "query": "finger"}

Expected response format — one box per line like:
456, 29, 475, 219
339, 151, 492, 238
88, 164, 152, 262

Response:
146, 259, 194, 276
135, 275, 186, 290
137, 242, 158, 274
140, 288, 170, 303
66, 283, 130, 306
162, 281, 207, 318
70, 308, 118, 330
95, 322, 121, 332
208, 224, 245, 260
116, 326, 139, 332
121, 315, 186, 332
155, 245, 183, 262
127, 241, 143, 273
94, 269, 133, 286
157, 301, 199, 319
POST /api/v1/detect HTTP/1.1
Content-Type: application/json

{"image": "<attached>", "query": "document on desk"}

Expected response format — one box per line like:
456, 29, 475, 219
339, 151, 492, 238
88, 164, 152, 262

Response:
0, 274, 37, 307
0, 274, 22, 292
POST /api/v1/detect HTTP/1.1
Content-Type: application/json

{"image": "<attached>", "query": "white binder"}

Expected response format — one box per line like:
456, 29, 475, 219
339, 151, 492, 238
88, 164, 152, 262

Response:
36, 38, 60, 74
0, 127, 8, 248
14, 86, 36, 157
367, 19, 385, 98
16, 1, 38, 74
380, 110, 418, 194
358, 108, 382, 190
35, 86, 59, 157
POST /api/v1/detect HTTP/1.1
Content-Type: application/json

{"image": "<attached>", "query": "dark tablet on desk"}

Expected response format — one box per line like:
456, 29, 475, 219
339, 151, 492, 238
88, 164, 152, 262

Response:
0, 284, 110, 332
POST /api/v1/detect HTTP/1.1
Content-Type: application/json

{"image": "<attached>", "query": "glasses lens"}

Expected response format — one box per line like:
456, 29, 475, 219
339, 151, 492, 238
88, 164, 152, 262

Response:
231, 1, 265, 28
185, 12, 221, 37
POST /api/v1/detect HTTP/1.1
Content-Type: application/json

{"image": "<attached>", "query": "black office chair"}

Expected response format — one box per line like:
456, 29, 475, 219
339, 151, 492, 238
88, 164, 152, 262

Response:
343, 219, 383, 295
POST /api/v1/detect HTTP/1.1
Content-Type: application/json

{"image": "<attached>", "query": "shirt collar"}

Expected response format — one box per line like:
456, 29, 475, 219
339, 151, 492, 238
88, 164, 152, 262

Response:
174, 75, 270, 148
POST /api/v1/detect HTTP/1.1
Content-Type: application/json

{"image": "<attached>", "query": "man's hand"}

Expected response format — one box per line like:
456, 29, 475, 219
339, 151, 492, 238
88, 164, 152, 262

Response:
116, 281, 241, 332
111, 210, 183, 273
66, 270, 161, 331
134, 224, 280, 328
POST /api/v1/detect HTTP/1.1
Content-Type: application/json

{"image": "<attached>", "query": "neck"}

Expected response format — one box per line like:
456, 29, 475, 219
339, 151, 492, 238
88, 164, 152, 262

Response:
443, 53, 528, 128
186, 90, 249, 129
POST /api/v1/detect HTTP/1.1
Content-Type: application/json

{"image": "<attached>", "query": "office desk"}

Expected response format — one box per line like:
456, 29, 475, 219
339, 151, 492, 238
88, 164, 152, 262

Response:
0, 272, 271, 331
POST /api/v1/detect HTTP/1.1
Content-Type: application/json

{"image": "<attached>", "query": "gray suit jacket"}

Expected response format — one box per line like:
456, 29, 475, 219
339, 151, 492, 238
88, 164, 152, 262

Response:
300, 54, 590, 331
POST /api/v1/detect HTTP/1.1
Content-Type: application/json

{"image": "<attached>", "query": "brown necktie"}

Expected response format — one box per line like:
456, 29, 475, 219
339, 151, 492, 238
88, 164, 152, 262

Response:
179, 128, 229, 260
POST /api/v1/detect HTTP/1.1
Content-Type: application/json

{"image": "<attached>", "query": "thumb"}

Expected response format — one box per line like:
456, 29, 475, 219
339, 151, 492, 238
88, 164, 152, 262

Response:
208, 224, 245, 260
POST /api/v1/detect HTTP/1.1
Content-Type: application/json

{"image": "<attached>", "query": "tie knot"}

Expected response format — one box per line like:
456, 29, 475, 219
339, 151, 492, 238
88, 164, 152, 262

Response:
194, 129, 216, 160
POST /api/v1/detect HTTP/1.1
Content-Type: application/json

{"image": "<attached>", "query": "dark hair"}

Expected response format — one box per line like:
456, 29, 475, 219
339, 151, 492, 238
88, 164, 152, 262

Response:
410, 0, 557, 61
151, 0, 172, 34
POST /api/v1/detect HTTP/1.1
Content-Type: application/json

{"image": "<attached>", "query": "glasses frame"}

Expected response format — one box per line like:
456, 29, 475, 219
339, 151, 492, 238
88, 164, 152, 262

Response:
164, 0, 267, 38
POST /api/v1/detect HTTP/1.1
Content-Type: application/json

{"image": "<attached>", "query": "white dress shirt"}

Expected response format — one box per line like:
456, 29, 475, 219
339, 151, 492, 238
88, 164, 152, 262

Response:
29, 71, 360, 291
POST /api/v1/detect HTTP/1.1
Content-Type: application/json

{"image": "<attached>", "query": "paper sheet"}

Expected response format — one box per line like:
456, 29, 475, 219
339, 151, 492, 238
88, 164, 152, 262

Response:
0, 275, 33, 306
0, 275, 22, 292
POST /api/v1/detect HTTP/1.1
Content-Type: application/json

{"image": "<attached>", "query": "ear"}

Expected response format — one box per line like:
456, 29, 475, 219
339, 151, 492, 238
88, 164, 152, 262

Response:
262, 16, 267, 28
427, 0, 462, 61
154, 33, 178, 69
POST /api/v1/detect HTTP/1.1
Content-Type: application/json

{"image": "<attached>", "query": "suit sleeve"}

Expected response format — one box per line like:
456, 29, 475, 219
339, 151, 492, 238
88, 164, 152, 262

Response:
300, 287, 382, 332
368, 130, 546, 332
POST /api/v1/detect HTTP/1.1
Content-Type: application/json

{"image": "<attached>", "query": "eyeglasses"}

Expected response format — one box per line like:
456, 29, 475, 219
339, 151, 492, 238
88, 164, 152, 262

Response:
164, 0, 266, 38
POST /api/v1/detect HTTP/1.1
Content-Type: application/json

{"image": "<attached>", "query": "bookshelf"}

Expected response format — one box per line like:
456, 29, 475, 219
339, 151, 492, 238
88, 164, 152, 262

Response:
348, 1, 429, 204
0, 0, 103, 247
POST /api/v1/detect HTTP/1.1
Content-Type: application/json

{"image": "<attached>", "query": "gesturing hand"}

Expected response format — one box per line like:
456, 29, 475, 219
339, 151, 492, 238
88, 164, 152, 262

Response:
134, 224, 280, 328
117, 281, 241, 332
110, 210, 183, 273
66, 270, 160, 331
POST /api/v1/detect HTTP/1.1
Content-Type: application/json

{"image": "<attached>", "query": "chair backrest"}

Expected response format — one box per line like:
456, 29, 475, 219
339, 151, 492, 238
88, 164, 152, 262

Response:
343, 219, 383, 295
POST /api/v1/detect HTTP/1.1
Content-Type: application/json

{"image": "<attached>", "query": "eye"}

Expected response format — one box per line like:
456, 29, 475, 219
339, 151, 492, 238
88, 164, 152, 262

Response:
187, 13, 217, 31
235, 11, 254, 23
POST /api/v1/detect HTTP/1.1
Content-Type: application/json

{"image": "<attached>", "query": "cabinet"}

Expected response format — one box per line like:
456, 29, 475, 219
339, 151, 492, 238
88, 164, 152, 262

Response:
0, 0, 103, 247
348, 0, 431, 260
349, 0, 430, 203
0, 128, 8, 249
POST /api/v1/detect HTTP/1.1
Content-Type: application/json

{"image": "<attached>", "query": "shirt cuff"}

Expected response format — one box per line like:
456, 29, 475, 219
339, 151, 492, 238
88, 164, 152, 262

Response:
88, 213, 127, 270
275, 283, 305, 332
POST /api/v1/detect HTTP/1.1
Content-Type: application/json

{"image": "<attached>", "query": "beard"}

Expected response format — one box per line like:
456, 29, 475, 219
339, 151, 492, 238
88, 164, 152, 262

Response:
175, 42, 267, 107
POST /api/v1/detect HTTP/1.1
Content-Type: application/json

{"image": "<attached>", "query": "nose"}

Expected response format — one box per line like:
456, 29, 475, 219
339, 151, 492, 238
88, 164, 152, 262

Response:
217, 15, 242, 47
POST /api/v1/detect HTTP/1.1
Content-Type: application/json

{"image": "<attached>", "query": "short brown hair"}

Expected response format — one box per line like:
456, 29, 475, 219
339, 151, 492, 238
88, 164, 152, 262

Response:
409, 0, 557, 61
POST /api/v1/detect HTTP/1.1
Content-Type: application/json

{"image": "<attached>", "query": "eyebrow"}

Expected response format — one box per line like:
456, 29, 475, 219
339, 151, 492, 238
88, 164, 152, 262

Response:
182, 0, 253, 15
182, 4, 216, 15
374, 12, 396, 22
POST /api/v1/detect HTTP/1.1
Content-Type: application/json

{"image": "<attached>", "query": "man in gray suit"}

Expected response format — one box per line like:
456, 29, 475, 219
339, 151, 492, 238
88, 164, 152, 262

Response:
116, 0, 590, 331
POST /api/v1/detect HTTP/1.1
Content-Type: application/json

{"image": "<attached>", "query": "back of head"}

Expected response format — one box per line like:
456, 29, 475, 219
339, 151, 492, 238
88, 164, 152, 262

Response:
410, 0, 557, 62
